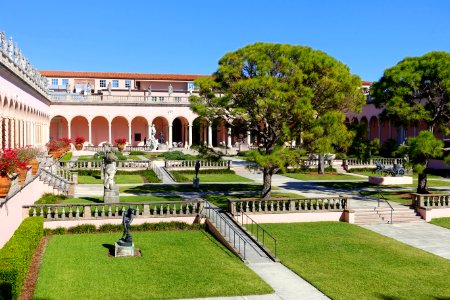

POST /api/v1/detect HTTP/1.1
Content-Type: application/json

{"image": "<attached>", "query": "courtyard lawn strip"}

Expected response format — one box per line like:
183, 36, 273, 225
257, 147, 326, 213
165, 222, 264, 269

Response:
120, 183, 269, 194
262, 222, 450, 300
34, 231, 272, 300
430, 217, 450, 229
281, 172, 365, 181
173, 173, 253, 182
64, 195, 183, 204
78, 174, 144, 184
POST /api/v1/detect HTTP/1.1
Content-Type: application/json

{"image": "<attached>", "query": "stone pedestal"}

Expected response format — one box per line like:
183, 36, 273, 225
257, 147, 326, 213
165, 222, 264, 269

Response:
104, 186, 119, 203
368, 176, 413, 185
193, 177, 200, 188
114, 242, 135, 257
158, 143, 168, 150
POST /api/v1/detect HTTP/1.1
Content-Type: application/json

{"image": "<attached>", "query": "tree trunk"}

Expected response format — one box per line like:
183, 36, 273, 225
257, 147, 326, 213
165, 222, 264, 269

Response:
318, 154, 325, 174
417, 172, 429, 194
261, 167, 273, 199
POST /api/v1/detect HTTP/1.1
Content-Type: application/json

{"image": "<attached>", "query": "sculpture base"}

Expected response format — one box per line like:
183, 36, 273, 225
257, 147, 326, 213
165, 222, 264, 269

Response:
158, 143, 168, 150
114, 242, 135, 257
193, 177, 200, 188
104, 186, 119, 203
368, 176, 413, 185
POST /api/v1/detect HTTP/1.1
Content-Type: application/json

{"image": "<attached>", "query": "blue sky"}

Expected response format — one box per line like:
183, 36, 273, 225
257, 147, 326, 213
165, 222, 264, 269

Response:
2, 0, 449, 81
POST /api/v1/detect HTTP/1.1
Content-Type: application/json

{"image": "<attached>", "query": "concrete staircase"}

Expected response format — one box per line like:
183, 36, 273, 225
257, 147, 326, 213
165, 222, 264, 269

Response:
354, 206, 424, 225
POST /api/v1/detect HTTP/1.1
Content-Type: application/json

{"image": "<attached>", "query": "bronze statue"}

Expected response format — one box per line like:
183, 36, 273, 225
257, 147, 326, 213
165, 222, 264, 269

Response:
118, 207, 134, 246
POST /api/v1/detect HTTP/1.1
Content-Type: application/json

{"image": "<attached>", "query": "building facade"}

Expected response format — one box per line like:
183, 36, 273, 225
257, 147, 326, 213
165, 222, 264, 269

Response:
0, 31, 448, 152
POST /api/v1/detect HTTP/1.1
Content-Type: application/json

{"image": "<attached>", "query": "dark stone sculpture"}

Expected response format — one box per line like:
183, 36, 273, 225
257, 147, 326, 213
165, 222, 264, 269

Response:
195, 160, 200, 178
118, 207, 134, 246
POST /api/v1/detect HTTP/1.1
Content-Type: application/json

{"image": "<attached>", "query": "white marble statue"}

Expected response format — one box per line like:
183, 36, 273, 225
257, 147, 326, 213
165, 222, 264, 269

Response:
149, 124, 159, 150
168, 84, 173, 95
103, 147, 117, 190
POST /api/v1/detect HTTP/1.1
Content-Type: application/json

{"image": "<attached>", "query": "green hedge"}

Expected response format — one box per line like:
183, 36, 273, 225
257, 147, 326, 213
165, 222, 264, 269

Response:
35, 193, 68, 204
129, 151, 145, 155
0, 217, 43, 300
60, 152, 73, 162
73, 169, 159, 182
44, 222, 203, 235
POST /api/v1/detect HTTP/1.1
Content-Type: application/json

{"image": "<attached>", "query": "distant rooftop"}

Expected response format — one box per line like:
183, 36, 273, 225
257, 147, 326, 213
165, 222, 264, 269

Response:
39, 70, 207, 81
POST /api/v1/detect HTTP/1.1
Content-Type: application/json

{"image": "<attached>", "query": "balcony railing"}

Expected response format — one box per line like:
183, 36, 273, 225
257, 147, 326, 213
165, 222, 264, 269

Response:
48, 93, 191, 104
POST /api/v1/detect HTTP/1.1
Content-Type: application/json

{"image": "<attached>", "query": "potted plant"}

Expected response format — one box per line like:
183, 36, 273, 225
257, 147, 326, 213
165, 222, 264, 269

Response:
74, 136, 86, 150
17, 146, 40, 181
46, 139, 68, 159
0, 148, 27, 197
115, 138, 127, 151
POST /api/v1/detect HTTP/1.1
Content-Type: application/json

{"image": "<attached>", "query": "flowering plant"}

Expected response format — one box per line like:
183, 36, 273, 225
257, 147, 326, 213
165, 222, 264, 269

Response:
75, 136, 86, 144
46, 138, 69, 151
0, 148, 27, 176
17, 146, 40, 162
115, 138, 126, 144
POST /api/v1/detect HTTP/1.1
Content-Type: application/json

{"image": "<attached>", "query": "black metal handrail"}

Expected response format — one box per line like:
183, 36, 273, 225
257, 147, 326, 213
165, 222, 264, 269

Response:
203, 203, 247, 260
232, 211, 277, 259
377, 189, 394, 224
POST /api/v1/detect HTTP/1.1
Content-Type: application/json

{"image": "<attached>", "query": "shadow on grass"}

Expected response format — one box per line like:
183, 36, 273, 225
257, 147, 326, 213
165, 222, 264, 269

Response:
102, 243, 115, 256
122, 184, 263, 195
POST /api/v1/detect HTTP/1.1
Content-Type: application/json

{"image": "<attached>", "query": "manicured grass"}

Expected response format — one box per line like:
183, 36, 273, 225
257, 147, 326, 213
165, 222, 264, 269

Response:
430, 217, 450, 229
120, 183, 268, 194
315, 181, 378, 189
34, 231, 272, 300
358, 190, 413, 205
173, 172, 253, 182
60, 152, 73, 162
77, 155, 98, 161
127, 154, 142, 160
78, 175, 144, 184
281, 172, 365, 181
63, 195, 183, 204
263, 222, 450, 299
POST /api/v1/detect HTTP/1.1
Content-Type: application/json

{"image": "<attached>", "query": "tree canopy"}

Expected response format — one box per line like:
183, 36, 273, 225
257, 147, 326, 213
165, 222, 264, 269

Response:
371, 51, 450, 134
190, 43, 365, 198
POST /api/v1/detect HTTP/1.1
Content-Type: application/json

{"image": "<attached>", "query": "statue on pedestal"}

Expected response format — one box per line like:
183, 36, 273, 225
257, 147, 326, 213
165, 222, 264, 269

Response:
168, 84, 173, 95
148, 124, 159, 150
107, 82, 112, 95
118, 207, 135, 246
103, 144, 120, 203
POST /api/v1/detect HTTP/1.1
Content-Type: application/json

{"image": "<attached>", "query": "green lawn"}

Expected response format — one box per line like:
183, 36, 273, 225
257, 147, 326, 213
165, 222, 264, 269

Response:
127, 154, 142, 160
204, 192, 303, 209
63, 195, 183, 204
173, 173, 253, 182
78, 175, 144, 184
77, 155, 98, 161
281, 172, 365, 181
34, 231, 272, 300
263, 222, 450, 300
430, 217, 450, 229
358, 190, 413, 205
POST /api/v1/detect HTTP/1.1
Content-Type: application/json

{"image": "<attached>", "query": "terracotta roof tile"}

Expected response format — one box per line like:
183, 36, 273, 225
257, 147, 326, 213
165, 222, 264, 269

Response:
38, 70, 208, 81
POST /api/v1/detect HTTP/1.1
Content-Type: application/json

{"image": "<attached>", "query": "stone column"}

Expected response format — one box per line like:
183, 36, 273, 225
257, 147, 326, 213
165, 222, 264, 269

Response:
67, 122, 71, 140
168, 124, 173, 148
88, 121, 92, 145
128, 120, 132, 145
4, 118, 9, 148
0, 118, 3, 149
208, 123, 212, 147
377, 119, 381, 141
10, 118, 15, 148
247, 131, 251, 145
147, 124, 151, 141
227, 127, 232, 148
188, 125, 192, 147
108, 120, 112, 144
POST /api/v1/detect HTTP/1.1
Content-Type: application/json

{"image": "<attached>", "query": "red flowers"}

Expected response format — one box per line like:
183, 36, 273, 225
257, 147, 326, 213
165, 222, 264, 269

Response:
0, 148, 27, 176
114, 138, 126, 144
46, 138, 70, 151
75, 136, 86, 144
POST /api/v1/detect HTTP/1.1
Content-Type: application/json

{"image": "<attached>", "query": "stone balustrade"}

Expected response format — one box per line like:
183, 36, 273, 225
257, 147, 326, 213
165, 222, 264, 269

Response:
60, 160, 151, 170
82, 145, 157, 152
343, 158, 404, 167
228, 197, 349, 215
48, 93, 190, 104
412, 193, 450, 208
23, 200, 205, 221
165, 160, 231, 169
0, 31, 49, 98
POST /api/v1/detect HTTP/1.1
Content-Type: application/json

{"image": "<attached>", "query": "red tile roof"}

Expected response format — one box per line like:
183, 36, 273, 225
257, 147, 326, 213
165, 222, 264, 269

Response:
39, 70, 372, 85
38, 70, 208, 81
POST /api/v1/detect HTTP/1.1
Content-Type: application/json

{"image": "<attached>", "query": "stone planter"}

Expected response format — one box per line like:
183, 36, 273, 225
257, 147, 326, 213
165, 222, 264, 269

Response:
28, 158, 39, 175
117, 143, 125, 152
0, 175, 11, 198
75, 143, 83, 151
17, 168, 27, 186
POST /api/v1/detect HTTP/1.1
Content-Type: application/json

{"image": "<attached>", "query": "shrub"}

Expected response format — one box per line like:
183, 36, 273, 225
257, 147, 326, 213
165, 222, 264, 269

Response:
60, 152, 73, 162
162, 150, 187, 160
0, 217, 43, 300
67, 224, 96, 234
129, 151, 145, 155
35, 193, 68, 204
